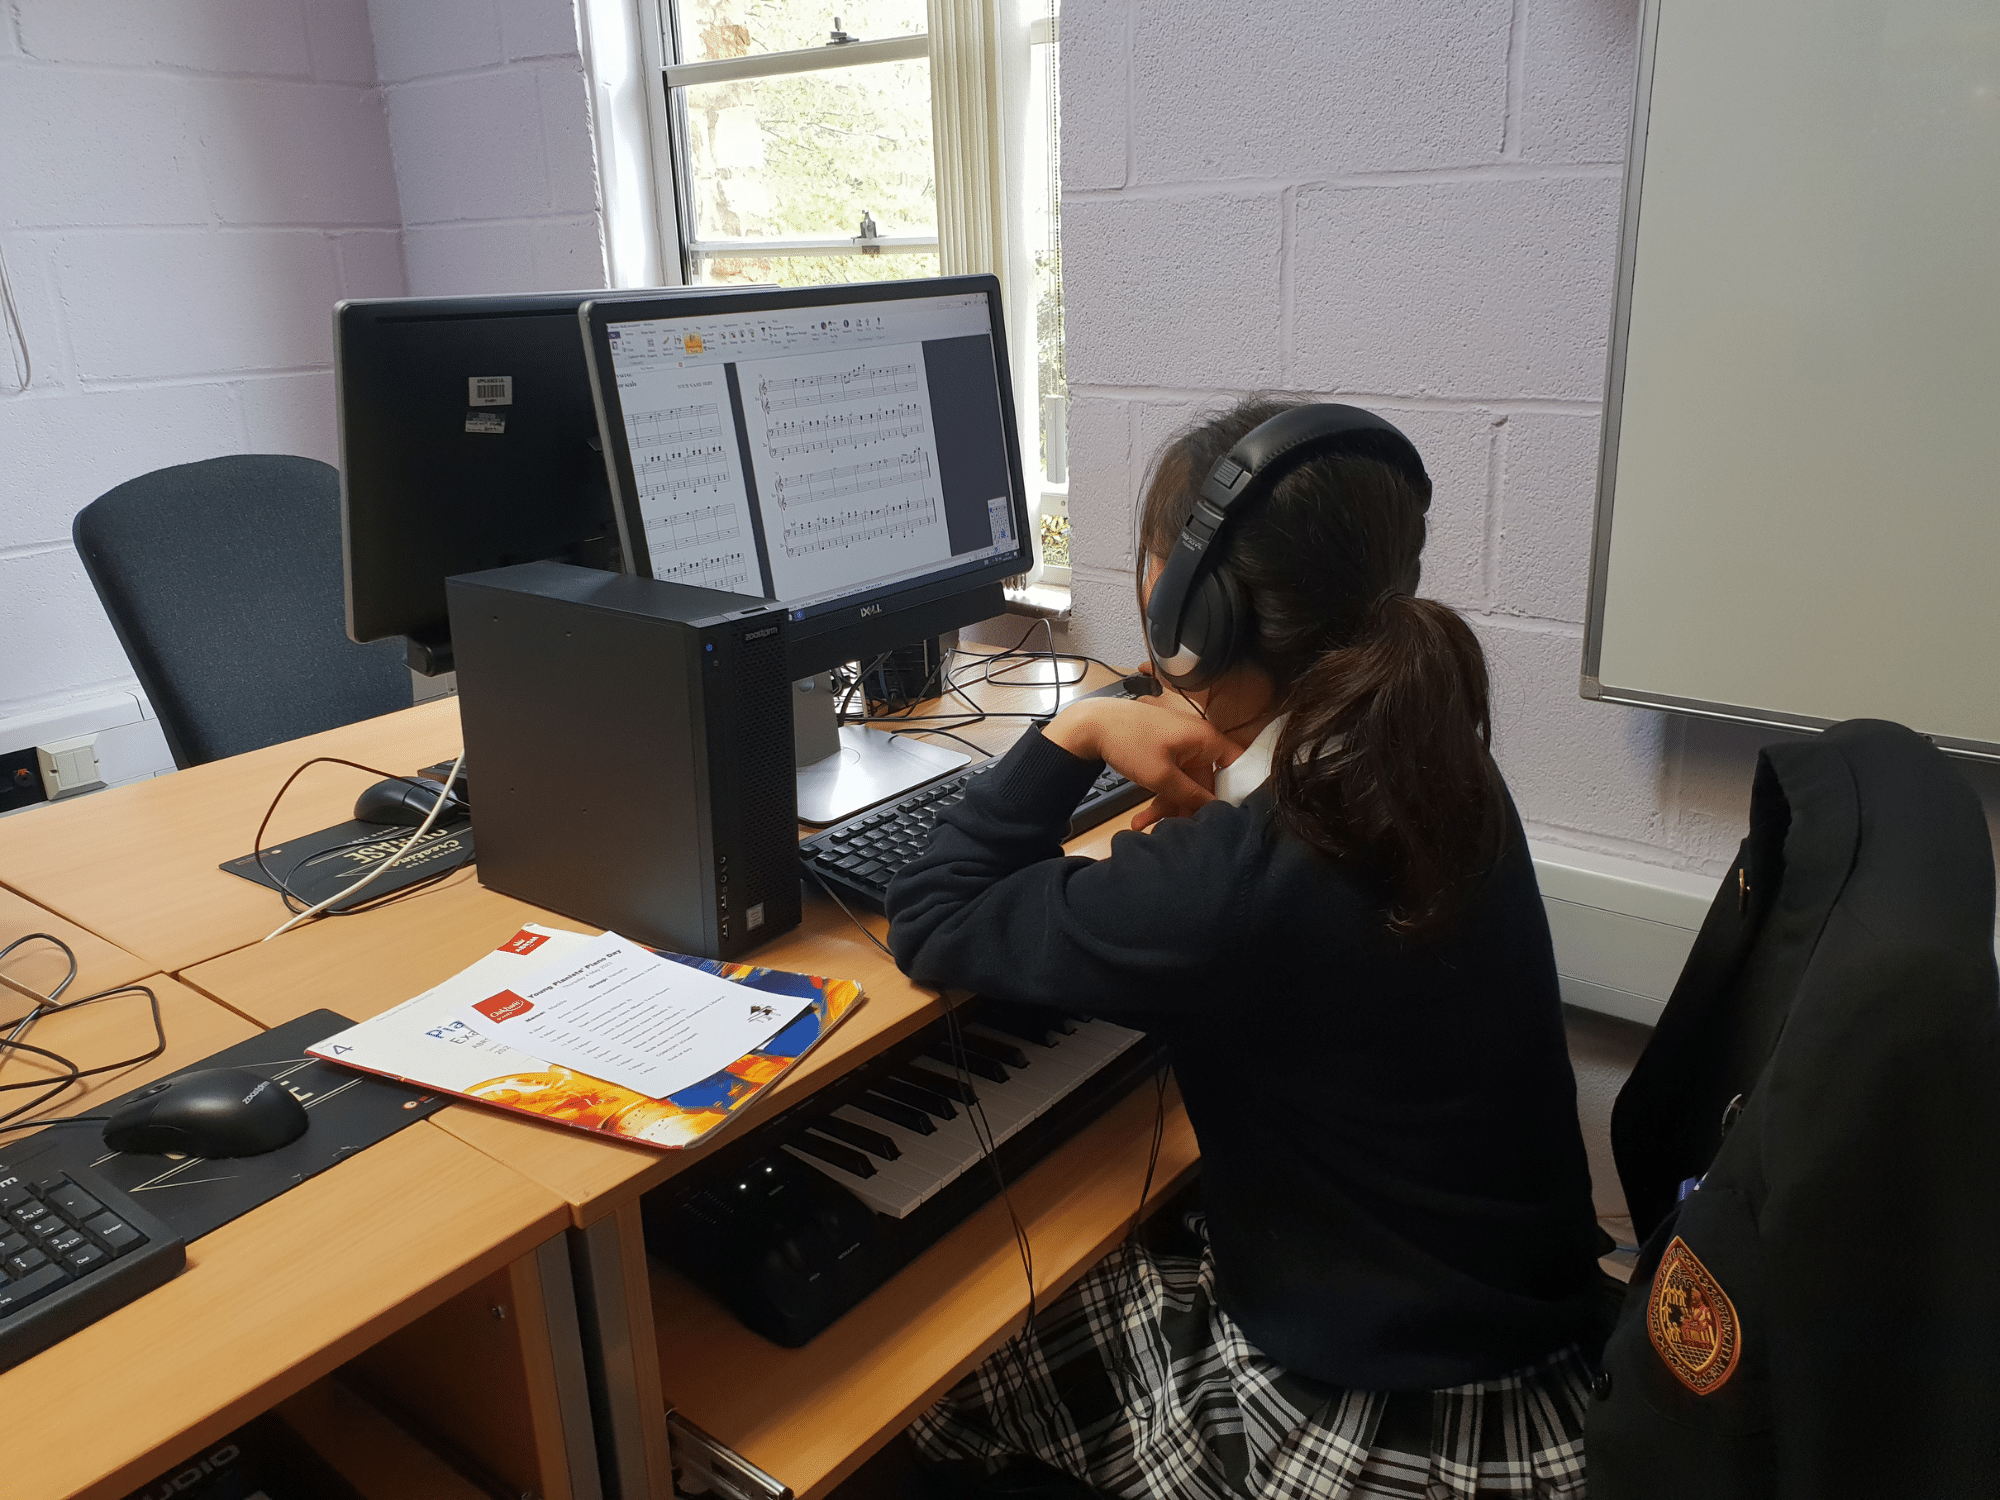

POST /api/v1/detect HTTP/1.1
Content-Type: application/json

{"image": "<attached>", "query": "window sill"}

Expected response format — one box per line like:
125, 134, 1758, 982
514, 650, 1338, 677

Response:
1002, 581, 1071, 621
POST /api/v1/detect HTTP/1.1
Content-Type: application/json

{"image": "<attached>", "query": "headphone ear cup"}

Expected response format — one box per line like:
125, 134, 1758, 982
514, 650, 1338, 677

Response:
1162, 567, 1242, 690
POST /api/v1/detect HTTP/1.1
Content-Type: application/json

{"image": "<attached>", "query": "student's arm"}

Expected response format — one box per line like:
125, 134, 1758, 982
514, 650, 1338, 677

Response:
884, 725, 1265, 1015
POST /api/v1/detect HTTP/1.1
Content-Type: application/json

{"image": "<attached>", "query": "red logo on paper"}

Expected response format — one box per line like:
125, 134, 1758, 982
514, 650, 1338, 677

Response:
474, 990, 534, 1023
500, 929, 549, 956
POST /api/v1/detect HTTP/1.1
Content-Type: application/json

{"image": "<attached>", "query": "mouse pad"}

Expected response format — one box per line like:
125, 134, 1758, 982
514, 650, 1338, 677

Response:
220, 815, 475, 911
8, 1010, 448, 1243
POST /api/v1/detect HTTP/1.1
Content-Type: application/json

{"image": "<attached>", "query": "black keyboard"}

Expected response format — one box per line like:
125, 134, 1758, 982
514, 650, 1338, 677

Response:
0, 1155, 185, 1371
644, 1002, 1164, 1347
801, 760, 1150, 912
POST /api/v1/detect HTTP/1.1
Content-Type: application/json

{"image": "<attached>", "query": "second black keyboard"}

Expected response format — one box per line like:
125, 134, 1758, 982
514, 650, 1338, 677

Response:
801, 760, 1149, 912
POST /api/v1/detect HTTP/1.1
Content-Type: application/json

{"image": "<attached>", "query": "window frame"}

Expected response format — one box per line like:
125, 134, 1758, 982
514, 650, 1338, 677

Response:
618, 0, 1060, 586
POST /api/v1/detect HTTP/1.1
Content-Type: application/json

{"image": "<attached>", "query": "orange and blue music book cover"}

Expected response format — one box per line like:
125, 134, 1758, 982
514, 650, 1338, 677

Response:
307, 923, 865, 1150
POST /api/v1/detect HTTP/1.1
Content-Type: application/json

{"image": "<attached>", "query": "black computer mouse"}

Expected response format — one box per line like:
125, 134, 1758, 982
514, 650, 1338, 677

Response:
102, 1067, 310, 1158
353, 776, 469, 827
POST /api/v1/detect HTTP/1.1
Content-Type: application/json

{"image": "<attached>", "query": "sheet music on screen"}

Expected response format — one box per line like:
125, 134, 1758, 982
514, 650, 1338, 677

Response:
602, 291, 1021, 617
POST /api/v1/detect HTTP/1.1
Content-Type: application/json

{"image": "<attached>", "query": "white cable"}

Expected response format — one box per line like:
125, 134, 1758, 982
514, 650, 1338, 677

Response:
261, 751, 466, 942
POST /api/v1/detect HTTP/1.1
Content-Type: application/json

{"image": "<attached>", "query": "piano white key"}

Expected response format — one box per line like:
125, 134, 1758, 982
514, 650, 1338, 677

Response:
781, 1143, 926, 1219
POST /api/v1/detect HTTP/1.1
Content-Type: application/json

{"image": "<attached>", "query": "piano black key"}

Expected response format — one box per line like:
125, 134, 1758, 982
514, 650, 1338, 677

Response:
979, 1002, 1074, 1046
787, 1131, 876, 1178
876, 1074, 960, 1119
900, 1063, 980, 1105
810, 1114, 900, 1161
951, 1030, 1029, 1071
853, 1091, 936, 1134
922, 1039, 1008, 1083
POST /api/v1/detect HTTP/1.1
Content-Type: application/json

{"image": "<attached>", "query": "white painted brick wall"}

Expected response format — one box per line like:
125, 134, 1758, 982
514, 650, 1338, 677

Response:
1047, 0, 2000, 882
367, 0, 608, 296
0, 0, 406, 746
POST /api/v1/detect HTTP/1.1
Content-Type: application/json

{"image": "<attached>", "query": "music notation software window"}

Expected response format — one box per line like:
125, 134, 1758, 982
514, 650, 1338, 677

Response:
605, 293, 1020, 617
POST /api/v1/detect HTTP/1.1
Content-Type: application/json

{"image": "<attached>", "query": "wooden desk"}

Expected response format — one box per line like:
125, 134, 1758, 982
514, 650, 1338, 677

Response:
0, 973, 594, 1500
15, 648, 1164, 1499
0, 887, 155, 1002
0, 700, 464, 974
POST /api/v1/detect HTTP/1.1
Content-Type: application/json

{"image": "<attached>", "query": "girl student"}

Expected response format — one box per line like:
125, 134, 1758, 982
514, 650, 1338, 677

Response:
884, 399, 1604, 1499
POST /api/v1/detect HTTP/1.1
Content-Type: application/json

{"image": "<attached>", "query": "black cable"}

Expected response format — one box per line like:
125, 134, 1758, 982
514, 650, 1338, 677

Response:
800, 864, 1043, 1377
0, 966, 168, 1128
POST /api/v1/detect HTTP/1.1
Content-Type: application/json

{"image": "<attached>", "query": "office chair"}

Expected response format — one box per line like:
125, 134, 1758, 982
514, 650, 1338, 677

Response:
1586, 718, 2000, 1497
72, 455, 410, 768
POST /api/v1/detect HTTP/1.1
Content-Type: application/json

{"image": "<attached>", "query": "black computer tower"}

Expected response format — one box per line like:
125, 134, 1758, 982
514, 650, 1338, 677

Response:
446, 561, 800, 959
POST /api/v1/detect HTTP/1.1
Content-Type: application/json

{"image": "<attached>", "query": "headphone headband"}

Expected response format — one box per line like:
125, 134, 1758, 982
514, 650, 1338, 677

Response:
1143, 404, 1429, 682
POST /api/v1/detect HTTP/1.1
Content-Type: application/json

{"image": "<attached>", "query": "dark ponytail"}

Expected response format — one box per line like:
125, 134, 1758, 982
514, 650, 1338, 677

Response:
1139, 399, 1508, 937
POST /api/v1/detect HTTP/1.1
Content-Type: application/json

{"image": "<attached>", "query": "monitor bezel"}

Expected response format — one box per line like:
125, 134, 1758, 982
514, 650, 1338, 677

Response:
336, 286, 707, 671
578, 275, 1032, 677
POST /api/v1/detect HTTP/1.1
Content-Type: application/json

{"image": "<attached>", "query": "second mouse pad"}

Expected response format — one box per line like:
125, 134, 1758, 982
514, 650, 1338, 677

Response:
71, 1010, 449, 1243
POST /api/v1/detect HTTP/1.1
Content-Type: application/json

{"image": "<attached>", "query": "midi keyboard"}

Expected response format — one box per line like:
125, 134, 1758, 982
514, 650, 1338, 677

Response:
643, 1001, 1165, 1347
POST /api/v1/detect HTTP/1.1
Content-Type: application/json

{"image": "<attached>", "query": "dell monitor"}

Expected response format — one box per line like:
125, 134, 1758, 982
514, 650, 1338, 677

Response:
337, 287, 701, 675
579, 275, 1035, 822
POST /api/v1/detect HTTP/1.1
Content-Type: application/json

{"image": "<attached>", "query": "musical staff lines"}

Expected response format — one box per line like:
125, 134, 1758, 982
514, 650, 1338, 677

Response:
650, 548, 754, 594
758, 362, 920, 414
629, 401, 723, 448
772, 450, 933, 511
781, 496, 939, 558
765, 401, 926, 460
643, 502, 741, 547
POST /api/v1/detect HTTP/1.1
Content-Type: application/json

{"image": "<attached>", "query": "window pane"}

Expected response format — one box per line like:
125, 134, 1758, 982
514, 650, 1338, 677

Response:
673, 0, 925, 64
691, 250, 941, 286
1029, 34, 1065, 486
680, 59, 936, 245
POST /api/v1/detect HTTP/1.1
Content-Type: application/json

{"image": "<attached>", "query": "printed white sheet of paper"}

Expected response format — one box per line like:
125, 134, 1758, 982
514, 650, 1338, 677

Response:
456, 932, 813, 1098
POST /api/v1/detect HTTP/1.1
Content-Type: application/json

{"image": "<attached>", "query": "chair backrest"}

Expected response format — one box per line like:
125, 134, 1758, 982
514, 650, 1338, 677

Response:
72, 455, 411, 767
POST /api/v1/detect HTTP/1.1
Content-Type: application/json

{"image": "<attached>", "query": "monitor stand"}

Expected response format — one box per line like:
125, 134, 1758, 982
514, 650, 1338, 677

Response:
792, 675, 969, 827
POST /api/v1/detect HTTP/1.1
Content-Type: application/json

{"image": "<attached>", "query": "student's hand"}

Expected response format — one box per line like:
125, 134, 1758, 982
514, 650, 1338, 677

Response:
1044, 697, 1240, 827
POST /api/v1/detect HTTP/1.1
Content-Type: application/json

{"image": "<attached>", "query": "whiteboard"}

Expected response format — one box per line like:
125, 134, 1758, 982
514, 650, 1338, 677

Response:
1584, 0, 2000, 761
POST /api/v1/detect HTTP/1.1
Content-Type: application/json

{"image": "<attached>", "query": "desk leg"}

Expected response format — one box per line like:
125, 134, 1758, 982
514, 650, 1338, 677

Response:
344, 1233, 605, 1500
571, 1203, 675, 1500
531, 1233, 610, 1500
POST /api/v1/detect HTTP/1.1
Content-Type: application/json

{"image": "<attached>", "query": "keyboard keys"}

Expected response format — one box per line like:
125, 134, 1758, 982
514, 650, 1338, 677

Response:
62, 1245, 108, 1275
876, 1074, 959, 1119
852, 1091, 935, 1134
809, 1114, 898, 1161
6, 1248, 48, 1279
0, 1263, 66, 1313
900, 1064, 979, 1105
921, 1039, 1008, 1084
47, 1228, 86, 1259
47, 1182, 104, 1221
785, 1132, 875, 1179
953, 1031, 1029, 1070
84, 1214, 142, 1254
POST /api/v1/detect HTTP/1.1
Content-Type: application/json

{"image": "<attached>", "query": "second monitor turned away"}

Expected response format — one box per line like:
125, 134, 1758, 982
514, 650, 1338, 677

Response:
580, 275, 1035, 824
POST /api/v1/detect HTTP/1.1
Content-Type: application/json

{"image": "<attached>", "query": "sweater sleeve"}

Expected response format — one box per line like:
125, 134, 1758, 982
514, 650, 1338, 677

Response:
883, 725, 1260, 1015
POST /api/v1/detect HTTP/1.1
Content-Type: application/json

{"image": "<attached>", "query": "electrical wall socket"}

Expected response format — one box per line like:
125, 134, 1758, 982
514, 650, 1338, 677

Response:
36, 735, 105, 799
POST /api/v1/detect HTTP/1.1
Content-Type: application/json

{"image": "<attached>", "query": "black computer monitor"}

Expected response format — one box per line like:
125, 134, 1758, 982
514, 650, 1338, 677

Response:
578, 276, 1031, 678
337, 288, 699, 675
578, 276, 1035, 821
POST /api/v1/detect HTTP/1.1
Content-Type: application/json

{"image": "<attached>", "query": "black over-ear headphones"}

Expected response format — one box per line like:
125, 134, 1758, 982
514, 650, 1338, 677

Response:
1142, 403, 1431, 689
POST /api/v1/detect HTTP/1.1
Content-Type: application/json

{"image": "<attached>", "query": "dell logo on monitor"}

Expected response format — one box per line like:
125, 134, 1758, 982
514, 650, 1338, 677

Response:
859, 603, 882, 618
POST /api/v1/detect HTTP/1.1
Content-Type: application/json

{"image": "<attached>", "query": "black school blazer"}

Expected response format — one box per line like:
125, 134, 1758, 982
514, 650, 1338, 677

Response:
1586, 719, 2000, 1498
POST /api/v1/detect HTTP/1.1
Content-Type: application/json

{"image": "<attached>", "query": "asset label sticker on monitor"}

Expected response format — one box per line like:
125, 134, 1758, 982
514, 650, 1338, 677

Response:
468, 375, 513, 406
465, 410, 505, 434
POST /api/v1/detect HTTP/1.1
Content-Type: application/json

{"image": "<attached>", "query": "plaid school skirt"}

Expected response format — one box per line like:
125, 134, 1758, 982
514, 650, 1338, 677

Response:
909, 1216, 1591, 1500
